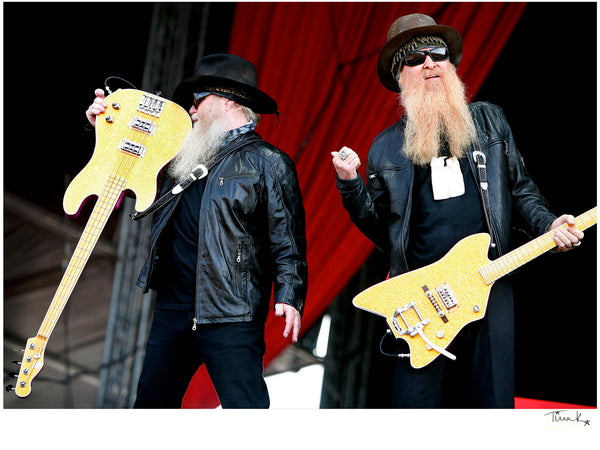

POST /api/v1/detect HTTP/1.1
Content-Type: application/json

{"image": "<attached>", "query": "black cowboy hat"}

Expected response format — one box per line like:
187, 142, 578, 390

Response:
172, 53, 278, 114
377, 13, 462, 92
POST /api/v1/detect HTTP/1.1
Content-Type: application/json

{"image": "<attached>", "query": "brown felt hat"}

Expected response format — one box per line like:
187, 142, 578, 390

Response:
377, 13, 462, 92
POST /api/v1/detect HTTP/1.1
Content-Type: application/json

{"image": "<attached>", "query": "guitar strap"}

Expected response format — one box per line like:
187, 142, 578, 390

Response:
472, 148, 497, 250
131, 133, 262, 221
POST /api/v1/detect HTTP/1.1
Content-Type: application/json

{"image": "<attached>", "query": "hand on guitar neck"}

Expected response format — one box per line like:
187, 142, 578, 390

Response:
547, 214, 584, 251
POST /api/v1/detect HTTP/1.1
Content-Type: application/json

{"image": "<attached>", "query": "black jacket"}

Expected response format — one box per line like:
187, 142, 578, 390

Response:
137, 132, 308, 324
336, 102, 557, 277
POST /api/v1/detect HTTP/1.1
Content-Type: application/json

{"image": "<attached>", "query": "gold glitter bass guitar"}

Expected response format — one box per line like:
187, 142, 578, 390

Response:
353, 207, 596, 369
11, 89, 191, 397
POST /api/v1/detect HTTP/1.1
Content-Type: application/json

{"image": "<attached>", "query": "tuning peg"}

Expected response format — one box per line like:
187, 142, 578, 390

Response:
8, 372, 18, 378
12, 360, 22, 365
5, 385, 15, 392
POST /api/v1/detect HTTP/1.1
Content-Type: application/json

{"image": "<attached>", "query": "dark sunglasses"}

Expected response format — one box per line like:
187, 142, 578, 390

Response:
193, 92, 211, 107
403, 47, 449, 67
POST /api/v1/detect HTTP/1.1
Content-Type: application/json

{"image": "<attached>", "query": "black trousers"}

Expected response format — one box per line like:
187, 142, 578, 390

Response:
393, 279, 515, 408
392, 280, 515, 408
393, 320, 491, 407
134, 309, 269, 408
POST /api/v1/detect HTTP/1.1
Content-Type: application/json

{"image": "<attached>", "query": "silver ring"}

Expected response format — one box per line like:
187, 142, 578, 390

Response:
573, 241, 581, 247
339, 150, 349, 160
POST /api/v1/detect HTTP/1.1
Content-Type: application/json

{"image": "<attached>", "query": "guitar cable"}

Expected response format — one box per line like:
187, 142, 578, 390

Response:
103, 76, 137, 94
380, 329, 410, 358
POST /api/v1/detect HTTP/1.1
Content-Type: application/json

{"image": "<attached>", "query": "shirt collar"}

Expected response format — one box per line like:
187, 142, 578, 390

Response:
222, 121, 257, 146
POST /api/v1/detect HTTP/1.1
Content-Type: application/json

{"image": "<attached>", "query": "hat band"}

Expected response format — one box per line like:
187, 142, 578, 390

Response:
205, 85, 252, 104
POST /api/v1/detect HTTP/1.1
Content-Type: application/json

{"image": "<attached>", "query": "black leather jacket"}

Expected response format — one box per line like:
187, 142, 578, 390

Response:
337, 102, 557, 277
137, 132, 308, 324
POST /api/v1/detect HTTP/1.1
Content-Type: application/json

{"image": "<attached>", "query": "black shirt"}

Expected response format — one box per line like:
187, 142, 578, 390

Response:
155, 177, 207, 311
405, 156, 485, 271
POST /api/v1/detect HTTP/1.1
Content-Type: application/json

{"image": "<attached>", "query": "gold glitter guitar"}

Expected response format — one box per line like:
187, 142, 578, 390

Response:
11, 89, 191, 397
353, 207, 597, 369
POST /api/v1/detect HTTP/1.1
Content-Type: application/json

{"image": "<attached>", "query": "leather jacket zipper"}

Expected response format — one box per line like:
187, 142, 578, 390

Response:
236, 244, 242, 297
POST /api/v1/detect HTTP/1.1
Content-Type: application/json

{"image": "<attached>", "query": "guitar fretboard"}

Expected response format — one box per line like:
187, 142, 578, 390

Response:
37, 174, 127, 339
479, 207, 597, 284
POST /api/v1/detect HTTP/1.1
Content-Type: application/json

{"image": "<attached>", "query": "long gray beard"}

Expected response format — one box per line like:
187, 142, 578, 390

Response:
398, 65, 478, 166
167, 107, 228, 184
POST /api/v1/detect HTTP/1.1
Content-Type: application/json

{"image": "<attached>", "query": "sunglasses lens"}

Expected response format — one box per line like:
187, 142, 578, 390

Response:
430, 47, 449, 61
404, 52, 427, 67
193, 92, 210, 107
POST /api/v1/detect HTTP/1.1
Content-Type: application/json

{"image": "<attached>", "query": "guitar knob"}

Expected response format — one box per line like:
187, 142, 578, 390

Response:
106, 115, 114, 123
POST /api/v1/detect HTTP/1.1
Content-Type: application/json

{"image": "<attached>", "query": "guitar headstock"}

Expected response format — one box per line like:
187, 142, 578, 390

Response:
13, 336, 46, 398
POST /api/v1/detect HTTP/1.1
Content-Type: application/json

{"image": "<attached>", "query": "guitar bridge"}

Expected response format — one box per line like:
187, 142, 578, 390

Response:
138, 94, 166, 118
391, 302, 457, 362
422, 285, 448, 323
391, 302, 430, 337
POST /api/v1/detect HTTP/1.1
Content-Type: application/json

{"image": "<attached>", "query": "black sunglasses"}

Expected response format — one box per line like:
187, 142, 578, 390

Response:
193, 92, 211, 107
403, 47, 449, 67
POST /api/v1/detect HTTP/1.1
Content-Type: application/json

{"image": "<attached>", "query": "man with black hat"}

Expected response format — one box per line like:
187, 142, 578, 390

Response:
86, 54, 307, 408
331, 14, 583, 408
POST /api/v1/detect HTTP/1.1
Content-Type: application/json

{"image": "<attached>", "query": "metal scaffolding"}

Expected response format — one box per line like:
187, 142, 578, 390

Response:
319, 250, 396, 408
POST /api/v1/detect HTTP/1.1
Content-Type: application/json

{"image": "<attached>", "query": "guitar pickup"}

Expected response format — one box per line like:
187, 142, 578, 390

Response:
129, 117, 157, 135
119, 139, 147, 158
435, 283, 458, 310
422, 285, 448, 323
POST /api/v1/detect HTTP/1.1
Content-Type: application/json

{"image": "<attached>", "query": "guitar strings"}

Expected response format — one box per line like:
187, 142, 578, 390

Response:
415, 209, 597, 322
26, 94, 188, 396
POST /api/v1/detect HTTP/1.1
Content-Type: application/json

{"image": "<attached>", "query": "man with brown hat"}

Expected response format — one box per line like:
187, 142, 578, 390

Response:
86, 54, 308, 408
331, 14, 583, 408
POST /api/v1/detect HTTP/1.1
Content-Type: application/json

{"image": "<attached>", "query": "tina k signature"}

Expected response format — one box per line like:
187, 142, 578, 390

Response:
545, 410, 591, 427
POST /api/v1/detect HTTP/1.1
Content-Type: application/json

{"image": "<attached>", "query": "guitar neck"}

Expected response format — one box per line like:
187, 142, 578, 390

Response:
479, 207, 597, 284
36, 174, 127, 340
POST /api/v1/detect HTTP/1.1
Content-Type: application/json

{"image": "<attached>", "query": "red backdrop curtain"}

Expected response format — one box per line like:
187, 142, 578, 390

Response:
183, 1, 526, 408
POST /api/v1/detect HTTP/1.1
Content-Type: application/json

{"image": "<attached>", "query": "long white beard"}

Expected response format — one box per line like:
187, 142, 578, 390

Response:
398, 65, 478, 166
167, 104, 229, 184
